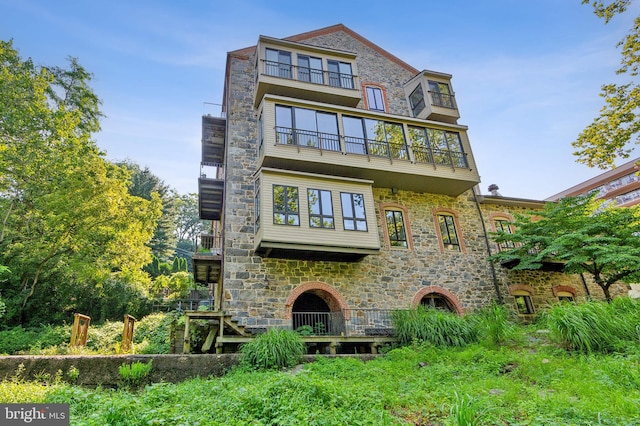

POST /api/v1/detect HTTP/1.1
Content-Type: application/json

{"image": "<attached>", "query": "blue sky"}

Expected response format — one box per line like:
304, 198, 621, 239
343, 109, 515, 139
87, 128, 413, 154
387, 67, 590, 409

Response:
0, 0, 635, 199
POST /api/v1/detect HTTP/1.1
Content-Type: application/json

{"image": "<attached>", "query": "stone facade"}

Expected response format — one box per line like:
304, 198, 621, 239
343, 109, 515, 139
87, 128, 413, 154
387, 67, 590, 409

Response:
216, 25, 619, 330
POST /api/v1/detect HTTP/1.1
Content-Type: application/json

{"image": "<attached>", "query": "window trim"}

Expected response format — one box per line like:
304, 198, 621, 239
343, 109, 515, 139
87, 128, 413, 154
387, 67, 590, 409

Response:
307, 188, 335, 229
272, 184, 300, 226
433, 208, 465, 253
490, 213, 516, 252
362, 82, 387, 112
509, 285, 536, 316
380, 202, 413, 250
340, 192, 368, 232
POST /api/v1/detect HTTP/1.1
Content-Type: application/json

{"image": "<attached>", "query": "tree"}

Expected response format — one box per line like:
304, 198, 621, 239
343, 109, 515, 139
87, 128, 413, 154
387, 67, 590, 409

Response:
117, 161, 178, 261
489, 194, 640, 301
572, 0, 639, 168
0, 40, 162, 324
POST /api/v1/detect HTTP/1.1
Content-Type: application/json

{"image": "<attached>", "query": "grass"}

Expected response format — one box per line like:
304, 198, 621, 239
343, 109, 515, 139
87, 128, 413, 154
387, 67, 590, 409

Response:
2, 334, 639, 425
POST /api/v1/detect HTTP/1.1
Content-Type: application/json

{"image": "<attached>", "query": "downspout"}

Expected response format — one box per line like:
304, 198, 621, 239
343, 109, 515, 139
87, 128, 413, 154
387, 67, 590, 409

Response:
579, 273, 591, 300
471, 187, 503, 304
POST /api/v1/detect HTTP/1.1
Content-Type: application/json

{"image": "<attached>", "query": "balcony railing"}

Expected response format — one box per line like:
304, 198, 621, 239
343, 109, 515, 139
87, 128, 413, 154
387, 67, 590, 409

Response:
274, 126, 468, 168
261, 60, 358, 90
195, 234, 222, 256
429, 91, 457, 109
291, 309, 402, 337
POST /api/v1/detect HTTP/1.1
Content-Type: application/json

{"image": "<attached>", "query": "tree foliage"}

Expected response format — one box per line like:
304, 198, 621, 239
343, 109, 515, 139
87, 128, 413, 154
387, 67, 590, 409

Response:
117, 160, 177, 261
0, 40, 162, 325
573, 0, 640, 167
489, 194, 640, 300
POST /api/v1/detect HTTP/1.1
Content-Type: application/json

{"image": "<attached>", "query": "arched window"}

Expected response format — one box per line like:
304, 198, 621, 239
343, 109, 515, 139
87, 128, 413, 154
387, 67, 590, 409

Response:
420, 294, 455, 312
434, 209, 465, 253
380, 203, 413, 250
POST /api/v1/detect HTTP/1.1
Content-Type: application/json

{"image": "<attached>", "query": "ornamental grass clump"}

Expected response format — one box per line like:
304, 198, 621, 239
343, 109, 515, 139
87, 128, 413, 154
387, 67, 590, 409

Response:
474, 302, 517, 347
544, 298, 640, 353
391, 305, 478, 347
240, 328, 306, 370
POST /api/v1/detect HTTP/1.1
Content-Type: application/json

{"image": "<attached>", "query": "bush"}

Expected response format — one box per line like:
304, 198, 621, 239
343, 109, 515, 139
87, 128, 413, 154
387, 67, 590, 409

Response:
134, 312, 176, 354
391, 306, 478, 347
0, 325, 69, 354
544, 298, 640, 353
119, 360, 153, 390
240, 328, 306, 370
473, 303, 517, 347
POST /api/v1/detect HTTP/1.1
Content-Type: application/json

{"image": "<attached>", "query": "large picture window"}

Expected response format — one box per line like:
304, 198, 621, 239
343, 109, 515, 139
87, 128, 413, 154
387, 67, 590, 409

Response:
273, 185, 299, 226
308, 189, 334, 229
275, 105, 340, 151
341, 192, 367, 231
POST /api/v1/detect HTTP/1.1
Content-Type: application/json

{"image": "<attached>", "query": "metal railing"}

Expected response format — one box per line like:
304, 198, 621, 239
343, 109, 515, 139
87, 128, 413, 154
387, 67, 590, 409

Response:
195, 234, 222, 256
275, 127, 341, 151
428, 91, 457, 109
291, 309, 400, 337
412, 146, 468, 168
261, 60, 358, 90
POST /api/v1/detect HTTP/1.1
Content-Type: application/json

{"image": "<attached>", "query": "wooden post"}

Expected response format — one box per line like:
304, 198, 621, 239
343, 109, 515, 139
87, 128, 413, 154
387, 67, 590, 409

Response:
70, 313, 91, 347
183, 315, 191, 354
121, 314, 136, 353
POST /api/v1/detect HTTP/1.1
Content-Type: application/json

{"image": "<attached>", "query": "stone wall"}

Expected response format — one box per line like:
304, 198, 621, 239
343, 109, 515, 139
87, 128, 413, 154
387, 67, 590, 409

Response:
220, 28, 623, 330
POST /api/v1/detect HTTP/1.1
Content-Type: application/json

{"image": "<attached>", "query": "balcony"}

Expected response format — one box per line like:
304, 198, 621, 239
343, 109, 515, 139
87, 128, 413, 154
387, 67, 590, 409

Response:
260, 97, 480, 196
192, 234, 222, 284
199, 116, 225, 221
404, 70, 460, 124
254, 36, 361, 108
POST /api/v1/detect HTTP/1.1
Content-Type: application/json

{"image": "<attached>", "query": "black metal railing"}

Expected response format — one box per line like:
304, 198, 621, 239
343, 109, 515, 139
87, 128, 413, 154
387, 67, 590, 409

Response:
412, 146, 468, 168
275, 127, 341, 151
343, 136, 409, 160
291, 309, 402, 337
429, 91, 457, 109
262, 60, 357, 90
195, 234, 222, 256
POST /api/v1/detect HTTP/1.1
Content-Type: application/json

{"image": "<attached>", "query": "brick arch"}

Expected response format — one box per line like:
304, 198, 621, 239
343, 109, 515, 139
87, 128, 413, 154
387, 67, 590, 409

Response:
284, 282, 350, 320
509, 284, 535, 295
552, 285, 577, 297
488, 212, 515, 232
411, 285, 465, 315
380, 202, 414, 250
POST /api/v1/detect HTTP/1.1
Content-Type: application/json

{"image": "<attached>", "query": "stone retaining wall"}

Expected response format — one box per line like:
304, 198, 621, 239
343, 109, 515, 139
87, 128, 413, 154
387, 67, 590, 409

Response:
0, 354, 377, 387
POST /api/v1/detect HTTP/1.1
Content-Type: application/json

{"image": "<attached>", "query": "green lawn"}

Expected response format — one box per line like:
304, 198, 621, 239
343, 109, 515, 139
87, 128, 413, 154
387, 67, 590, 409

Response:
2, 341, 639, 425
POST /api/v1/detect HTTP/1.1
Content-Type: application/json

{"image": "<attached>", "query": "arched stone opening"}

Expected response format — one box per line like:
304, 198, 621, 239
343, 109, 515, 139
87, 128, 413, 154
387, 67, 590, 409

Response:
285, 282, 349, 335
412, 286, 464, 315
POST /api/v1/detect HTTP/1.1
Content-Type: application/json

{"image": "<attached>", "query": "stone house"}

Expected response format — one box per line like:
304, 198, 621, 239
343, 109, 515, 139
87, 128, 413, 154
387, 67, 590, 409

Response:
190, 24, 622, 353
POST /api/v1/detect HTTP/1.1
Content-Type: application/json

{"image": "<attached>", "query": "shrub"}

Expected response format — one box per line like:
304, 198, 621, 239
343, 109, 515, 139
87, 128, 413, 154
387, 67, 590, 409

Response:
391, 306, 478, 347
119, 360, 153, 389
240, 328, 306, 370
473, 303, 517, 347
134, 312, 176, 354
544, 298, 640, 353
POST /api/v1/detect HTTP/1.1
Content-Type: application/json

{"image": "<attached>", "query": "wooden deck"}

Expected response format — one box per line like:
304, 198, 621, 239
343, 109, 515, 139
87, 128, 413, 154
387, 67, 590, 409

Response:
182, 310, 398, 354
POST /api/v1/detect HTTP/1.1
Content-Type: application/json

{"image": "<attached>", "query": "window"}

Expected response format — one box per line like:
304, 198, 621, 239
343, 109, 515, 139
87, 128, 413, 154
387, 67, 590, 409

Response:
254, 179, 261, 231
341, 192, 367, 231
308, 189, 334, 229
420, 294, 455, 312
557, 292, 575, 303
438, 214, 460, 251
494, 218, 515, 250
428, 81, 454, 108
275, 105, 340, 151
258, 113, 264, 156
385, 210, 407, 248
365, 86, 385, 111
297, 54, 323, 84
273, 185, 299, 225
409, 84, 425, 117
342, 116, 408, 159
265, 48, 292, 79
327, 60, 354, 89
513, 291, 535, 315
407, 126, 467, 168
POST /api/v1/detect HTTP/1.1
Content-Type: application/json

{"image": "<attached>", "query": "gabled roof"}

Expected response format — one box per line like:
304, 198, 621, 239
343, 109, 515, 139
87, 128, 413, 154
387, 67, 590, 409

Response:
228, 24, 418, 74
223, 24, 420, 111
